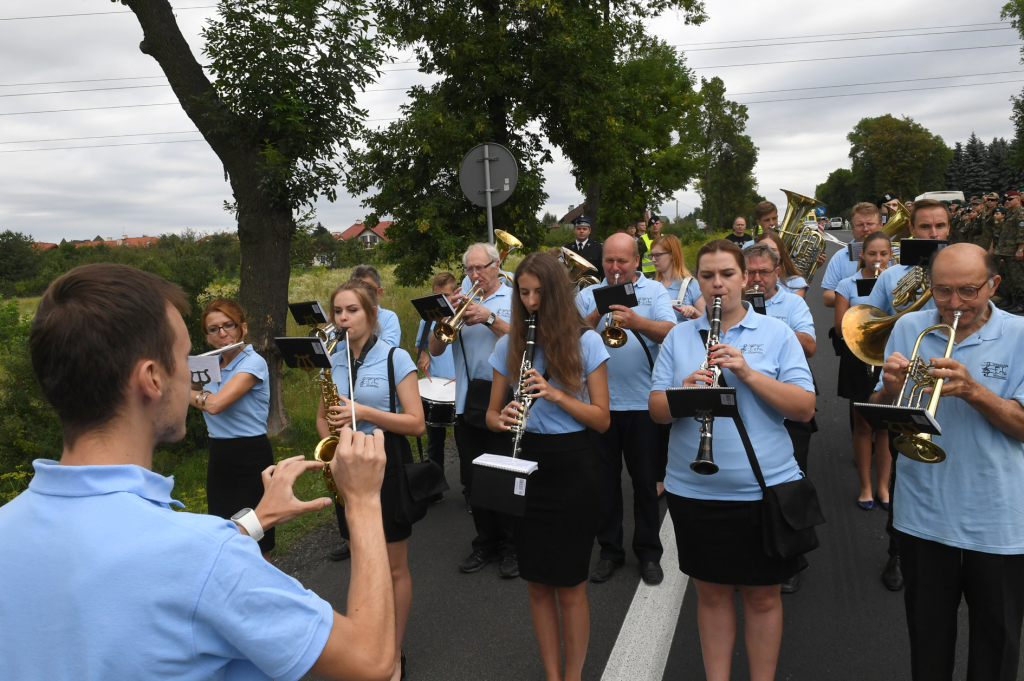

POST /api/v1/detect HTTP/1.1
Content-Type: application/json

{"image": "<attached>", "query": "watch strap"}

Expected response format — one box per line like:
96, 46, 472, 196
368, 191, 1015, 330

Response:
232, 509, 265, 542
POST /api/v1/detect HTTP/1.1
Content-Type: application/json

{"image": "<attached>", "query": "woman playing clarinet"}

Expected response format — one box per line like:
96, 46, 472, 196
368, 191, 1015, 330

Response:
486, 252, 610, 681
648, 239, 815, 681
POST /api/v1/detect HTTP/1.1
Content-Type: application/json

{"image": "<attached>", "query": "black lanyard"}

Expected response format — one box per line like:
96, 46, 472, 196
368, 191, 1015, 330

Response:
347, 334, 378, 391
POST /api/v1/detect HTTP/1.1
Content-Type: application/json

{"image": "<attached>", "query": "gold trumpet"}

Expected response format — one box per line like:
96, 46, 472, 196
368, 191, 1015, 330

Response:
843, 267, 932, 366
890, 311, 962, 463
561, 247, 601, 291
495, 229, 523, 287
434, 283, 485, 344
601, 274, 629, 348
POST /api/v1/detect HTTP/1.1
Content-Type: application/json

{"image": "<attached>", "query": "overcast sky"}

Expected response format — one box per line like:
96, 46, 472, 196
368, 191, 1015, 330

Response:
1, 0, 1020, 242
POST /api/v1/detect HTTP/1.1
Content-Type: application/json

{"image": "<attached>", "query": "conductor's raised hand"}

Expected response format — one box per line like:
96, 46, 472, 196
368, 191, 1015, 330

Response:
254, 455, 333, 529
880, 351, 911, 400
331, 428, 387, 505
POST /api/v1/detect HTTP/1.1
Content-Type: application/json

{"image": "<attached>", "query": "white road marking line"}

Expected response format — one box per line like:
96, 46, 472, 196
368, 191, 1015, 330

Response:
600, 514, 689, 681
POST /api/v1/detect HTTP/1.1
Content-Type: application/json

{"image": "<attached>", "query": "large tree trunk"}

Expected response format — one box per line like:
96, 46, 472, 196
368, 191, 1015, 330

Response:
584, 180, 602, 233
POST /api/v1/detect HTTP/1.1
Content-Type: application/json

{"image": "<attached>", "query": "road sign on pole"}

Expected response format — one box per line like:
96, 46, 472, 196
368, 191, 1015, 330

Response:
459, 143, 518, 245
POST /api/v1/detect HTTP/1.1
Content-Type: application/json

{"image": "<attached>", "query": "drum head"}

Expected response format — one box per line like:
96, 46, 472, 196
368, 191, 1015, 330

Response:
419, 377, 456, 403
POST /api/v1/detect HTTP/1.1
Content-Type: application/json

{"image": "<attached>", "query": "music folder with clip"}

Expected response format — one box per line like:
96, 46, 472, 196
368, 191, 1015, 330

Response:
855, 278, 877, 297
666, 386, 740, 420
411, 293, 457, 324
745, 292, 766, 315
847, 241, 863, 263
592, 282, 639, 315
852, 403, 941, 436
275, 337, 333, 373
898, 239, 947, 268
287, 301, 328, 328
471, 454, 538, 517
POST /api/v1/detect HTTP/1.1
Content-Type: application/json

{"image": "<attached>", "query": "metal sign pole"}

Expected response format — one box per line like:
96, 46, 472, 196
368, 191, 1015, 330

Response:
482, 143, 495, 244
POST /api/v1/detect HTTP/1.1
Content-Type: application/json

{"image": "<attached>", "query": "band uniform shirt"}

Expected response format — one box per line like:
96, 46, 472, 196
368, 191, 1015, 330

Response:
0, 460, 333, 681
865, 264, 937, 317
488, 330, 609, 434
874, 304, 1024, 553
835, 270, 873, 307
203, 344, 270, 439
416, 319, 455, 380
661, 276, 701, 323
331, 339, 417, 435
377, 306, 401, 347
764, 287, 815, 338
821, 245, 861, 291
575, 275, 675, 410
778, 275, 808, 295
452, 284, 513, 415
652, 304, 814, 501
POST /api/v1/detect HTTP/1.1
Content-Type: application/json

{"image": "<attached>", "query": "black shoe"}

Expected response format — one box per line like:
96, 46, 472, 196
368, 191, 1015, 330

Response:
641, 561, 664, 586
459, 549, 498, 574
781, 571, 800, 594
429, 492, 444, 505
329, 541, 351, 562
499, 553, 520, 579
881, 554, 904, 591
590, 558, 625, 583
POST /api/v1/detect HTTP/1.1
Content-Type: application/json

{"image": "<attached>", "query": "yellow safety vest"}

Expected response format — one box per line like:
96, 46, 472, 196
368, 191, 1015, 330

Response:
641, 234, 655, 273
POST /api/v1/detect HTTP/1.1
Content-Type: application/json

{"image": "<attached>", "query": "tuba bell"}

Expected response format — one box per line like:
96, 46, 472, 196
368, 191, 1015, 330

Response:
843, 266, 931, 366
561, 247, 601, 292
777, 189, 826, 251
494, 229, 523, 287
882, 200, 911, 263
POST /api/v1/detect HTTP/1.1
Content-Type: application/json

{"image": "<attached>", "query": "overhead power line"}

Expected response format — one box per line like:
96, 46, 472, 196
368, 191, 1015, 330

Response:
0, 75, 165, 89
0, 84, 168, 99
678, 26, 1014, 52
738, 77, 1024, 104
691, 43, 1024, 69
0, 102, 179, 116
0, 4, 215, 21
0, 139, 205, 154
0, 130, 199, 146
729, 70, 1024, 96
672, 21, 1007, 47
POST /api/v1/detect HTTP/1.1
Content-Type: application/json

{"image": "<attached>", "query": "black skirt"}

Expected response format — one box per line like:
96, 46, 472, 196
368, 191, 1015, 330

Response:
667, 493, 802, 586
207, 434, 276, 553
513, 431, 599, 587
336, 432, 413, 544
837, 343, 882, 401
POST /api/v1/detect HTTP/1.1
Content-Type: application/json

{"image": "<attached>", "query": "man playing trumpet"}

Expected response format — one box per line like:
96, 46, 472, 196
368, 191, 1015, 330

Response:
869, 243, 1024, 680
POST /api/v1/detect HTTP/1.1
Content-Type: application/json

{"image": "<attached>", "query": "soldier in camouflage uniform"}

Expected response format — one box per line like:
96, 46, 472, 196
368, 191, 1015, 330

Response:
974, 192, 1001, 250
995, 191, 1023, 313
958, 198, 982, 245
948, 200, 964, 244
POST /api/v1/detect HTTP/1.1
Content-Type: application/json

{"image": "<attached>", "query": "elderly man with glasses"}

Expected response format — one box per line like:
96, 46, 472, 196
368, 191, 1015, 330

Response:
429, 242, 518, 578
869, 243, 1024, 681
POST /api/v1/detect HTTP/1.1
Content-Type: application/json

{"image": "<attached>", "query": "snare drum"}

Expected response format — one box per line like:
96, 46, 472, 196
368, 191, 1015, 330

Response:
419, 377, 456, 427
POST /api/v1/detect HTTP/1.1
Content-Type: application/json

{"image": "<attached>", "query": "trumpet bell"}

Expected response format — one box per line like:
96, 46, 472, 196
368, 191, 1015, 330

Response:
434, 320, 459, 344
601, 326, 629, 348
494, 229, 523, 256
893, 434, 947, 464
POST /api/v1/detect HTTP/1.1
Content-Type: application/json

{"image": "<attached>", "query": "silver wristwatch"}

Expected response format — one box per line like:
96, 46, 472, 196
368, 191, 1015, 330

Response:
484, 312, 496, 327
231, 508, 265, 542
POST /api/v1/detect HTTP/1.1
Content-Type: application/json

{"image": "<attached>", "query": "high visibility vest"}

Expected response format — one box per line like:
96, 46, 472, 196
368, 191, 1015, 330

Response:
640, 234, 655, 273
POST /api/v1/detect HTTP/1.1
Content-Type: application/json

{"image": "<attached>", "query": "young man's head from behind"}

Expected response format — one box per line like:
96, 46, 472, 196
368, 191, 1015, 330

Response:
30, 263, 191, 450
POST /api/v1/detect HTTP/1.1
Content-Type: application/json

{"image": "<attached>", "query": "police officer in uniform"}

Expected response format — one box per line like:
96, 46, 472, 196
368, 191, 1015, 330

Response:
564, 215, 603, 279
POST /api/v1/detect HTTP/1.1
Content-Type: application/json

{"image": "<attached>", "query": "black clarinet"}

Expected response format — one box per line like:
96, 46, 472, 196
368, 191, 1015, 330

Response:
691, 295, 722, 475
510, 313, 538, 459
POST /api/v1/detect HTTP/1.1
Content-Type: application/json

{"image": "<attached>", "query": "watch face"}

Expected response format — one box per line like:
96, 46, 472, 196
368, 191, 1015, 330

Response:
231, 508, 253, 521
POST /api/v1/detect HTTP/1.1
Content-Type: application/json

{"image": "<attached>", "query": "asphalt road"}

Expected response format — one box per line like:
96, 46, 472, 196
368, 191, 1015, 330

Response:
289, 233, 1011, 681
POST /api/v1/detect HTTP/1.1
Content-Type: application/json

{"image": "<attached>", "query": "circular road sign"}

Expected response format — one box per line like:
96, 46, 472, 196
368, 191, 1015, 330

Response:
459, 143, 518, 208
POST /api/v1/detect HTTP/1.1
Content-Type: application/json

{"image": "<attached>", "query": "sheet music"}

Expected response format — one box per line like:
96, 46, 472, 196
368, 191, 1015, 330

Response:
188, 355, 221, 387
473, 454, 538, 475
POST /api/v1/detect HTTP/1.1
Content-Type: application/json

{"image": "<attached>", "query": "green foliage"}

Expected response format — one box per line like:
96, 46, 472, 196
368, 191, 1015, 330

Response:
0, 232, 40, 297
544, 226, 575, 248
815, 168, 858, 218
201, 0, 386, 210
944, 134, 1022, 197
847, 114, 952, 200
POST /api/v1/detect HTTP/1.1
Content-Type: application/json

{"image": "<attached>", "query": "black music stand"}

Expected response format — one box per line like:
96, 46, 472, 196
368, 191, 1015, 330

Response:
852, 402, 941, 436
411, 293, 457, 323
275, 337, 333, 374
287, 301, 328, 328
745, 291, 766, 315
666, 386, 740, 420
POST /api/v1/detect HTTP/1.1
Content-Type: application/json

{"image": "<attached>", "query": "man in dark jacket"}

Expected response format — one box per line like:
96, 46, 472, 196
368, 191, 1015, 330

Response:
565, 215, 603, 278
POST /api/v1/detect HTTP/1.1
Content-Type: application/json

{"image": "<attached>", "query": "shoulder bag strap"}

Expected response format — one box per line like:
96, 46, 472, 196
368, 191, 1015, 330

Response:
387, 347, 423, 460
458, 334, 472, 378
630, 330, 655, 371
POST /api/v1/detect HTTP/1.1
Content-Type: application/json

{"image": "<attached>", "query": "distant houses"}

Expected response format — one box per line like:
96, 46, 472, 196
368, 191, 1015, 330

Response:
333, 221, 393, 248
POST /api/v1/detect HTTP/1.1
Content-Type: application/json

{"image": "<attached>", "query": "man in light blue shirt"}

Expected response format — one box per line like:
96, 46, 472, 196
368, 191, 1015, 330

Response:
865, 202, 950, 316
576, 233, 676, 586
870, 243, 1024, 680
429, 243, 517, 578
0, 263, 396, 681
351, 264, 401, 346
822, 202, 882, 308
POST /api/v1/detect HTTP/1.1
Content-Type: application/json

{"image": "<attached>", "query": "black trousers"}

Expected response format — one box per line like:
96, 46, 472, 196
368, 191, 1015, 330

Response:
783, 418, 814, 475
898, 531, 1024, 681
886, 431, 900, 557
425, 425, 447, 476
594, 410, 663, 563
454, 418, 514, 555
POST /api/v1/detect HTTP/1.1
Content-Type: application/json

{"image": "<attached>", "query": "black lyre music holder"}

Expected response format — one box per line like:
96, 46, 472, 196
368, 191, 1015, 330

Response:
287, 301, 328, 328
852, 402, 941, 436
411, 293, 457, 324
855, 278, 877, 298
274, 337, 333, 374
666, 386, 740, 421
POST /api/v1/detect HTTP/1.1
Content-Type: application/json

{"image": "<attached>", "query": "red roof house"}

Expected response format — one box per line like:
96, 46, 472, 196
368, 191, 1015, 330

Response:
333, 221, 393, 247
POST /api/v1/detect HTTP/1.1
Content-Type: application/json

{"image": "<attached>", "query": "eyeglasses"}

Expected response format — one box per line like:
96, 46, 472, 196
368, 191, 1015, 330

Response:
930, 280, 993, 302
464, 259, 497, 274
747, 269, 776, 277
205, 321, 238, 335
649, 252, 671, 260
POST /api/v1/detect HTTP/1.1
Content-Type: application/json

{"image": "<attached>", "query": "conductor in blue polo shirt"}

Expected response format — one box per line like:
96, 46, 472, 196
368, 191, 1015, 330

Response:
821, 202, 882, 308
870, 243, 1024, 680
576, 232, 677, 586
0, 263, 397, 681
352, 264, 402, 347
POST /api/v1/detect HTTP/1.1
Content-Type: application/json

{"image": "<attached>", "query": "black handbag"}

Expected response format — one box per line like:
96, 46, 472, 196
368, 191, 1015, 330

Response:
733, 409, 825, 559
458, 336, 493, 429
384, 348, 449, 525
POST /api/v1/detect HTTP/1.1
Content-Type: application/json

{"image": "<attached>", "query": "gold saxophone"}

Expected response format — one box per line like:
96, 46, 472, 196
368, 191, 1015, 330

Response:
313, 330, 344, 504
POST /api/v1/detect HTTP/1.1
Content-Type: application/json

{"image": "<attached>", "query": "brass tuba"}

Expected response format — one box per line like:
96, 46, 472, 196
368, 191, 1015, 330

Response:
561, 247, 601, 292
495, 229, 523, 287
882, 200, 911, 263
777, 189, 826, 251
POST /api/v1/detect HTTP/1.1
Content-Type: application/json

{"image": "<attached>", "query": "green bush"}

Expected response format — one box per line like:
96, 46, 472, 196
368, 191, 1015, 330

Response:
544, 226, 574, 248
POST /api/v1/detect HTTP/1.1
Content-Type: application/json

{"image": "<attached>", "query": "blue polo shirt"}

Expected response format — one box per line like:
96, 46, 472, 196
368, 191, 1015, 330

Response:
450, 283, 513, 414
415, 319, 455, 380
489, 330, 609, 434
332, 339, 417, 435
820, 245, 859, 291
764, 287, 815, 337
203, 344, 270, 439
576, 276, 676, 411
661, 276, 701, 323
0, 460, 333, 681
835, 270, 873, 306
778, 275, 808, 295
652, 304, 814, 501
377, 306, 401, 347
865, 264, 937, 316
874, 305, 1024, 553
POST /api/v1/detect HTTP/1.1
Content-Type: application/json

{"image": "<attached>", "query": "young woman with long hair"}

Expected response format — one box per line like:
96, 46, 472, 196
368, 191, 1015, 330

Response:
486, 252, 611, 681
754, 232, 808, 298
651, 234, 706, 321
316, 278, 425, 681
834, 231, 893, 510
190, 298, 274, 557
649, 239, 816, 681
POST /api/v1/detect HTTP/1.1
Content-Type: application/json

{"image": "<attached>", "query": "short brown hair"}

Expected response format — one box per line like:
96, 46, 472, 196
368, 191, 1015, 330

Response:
431, 271, 457, 290
696, 239, 746, 273
30, 263, 189, 447
850, 202, 881, 222
201, 298, 247, 337
350, 264, 382, 289
910, 199, 949, 227
754, 201, 778, 220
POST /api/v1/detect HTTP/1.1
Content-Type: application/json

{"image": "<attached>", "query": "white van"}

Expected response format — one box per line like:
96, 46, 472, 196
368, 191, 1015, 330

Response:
828, 217, 844, 230
915, 190, 965, 203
